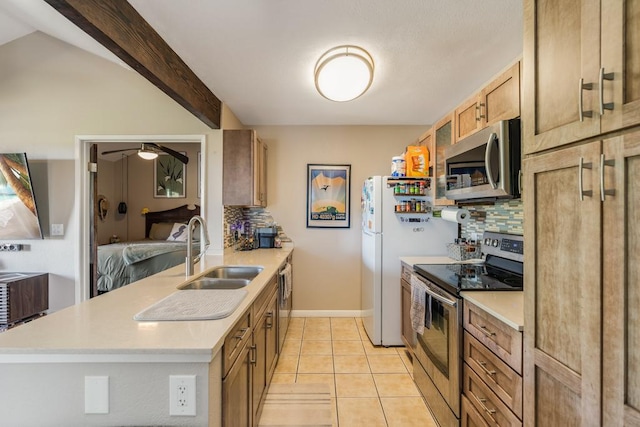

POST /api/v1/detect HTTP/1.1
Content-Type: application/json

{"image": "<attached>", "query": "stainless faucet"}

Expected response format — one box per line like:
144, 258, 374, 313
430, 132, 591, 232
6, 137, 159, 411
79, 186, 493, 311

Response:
185, 215, 210, 277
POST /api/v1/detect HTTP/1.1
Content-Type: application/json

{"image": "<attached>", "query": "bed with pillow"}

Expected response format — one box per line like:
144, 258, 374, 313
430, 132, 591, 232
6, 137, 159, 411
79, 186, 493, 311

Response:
97, 205, 201, 292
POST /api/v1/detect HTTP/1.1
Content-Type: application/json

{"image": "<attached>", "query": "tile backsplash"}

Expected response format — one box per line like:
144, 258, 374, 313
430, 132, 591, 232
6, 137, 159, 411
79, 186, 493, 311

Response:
460, 199, 523, 240
223, 206, 291, 248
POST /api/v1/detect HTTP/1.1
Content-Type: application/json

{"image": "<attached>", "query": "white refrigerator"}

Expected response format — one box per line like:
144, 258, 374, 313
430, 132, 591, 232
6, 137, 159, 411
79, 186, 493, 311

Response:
361, 176, 457, 346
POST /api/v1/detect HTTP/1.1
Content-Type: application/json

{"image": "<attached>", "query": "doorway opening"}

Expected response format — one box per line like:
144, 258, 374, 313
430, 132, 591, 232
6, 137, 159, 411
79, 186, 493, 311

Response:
76, 134, 207, 303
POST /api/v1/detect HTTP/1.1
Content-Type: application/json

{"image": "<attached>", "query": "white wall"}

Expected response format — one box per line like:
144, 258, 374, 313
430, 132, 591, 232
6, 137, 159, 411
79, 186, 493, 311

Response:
253, 125, 429, 311
0, 32, 221, 311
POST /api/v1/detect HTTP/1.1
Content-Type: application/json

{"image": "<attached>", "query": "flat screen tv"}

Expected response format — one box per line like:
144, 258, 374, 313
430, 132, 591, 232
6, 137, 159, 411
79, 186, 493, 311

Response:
0, 153, 43, 239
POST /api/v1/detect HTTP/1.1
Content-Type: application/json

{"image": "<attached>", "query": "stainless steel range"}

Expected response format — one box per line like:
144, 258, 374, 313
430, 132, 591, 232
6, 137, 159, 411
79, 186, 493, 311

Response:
410, 231, 523, 427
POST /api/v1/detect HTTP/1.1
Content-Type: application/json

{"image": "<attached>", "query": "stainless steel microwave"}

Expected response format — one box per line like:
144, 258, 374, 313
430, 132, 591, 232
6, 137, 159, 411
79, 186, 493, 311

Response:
444, 118, 521, 201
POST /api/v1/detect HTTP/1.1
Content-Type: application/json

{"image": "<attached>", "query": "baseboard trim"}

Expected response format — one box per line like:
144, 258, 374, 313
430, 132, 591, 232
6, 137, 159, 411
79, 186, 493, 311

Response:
291, 310, 363, 318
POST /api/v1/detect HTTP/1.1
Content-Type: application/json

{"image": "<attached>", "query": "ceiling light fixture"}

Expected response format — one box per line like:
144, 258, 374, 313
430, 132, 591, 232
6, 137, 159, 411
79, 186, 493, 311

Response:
314, 45, 374, 102
137, 144, 159, 160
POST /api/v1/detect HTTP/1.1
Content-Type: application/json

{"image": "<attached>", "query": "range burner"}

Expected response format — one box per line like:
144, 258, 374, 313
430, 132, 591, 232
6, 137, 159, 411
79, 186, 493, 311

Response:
414, 232, 524, 295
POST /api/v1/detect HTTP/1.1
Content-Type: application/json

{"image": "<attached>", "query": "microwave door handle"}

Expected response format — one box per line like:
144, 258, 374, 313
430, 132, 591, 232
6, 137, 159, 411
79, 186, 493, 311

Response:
424, 287, 457, 307
484, 132, 498, 189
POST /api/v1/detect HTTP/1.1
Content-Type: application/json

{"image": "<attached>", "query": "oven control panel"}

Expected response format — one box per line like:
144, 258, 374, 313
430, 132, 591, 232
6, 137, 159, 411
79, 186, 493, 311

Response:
481, 231, 523, 262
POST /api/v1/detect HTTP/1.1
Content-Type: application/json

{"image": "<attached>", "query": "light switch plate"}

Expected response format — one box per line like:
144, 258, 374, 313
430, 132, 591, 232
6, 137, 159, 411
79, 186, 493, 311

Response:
85, 376, 109, 414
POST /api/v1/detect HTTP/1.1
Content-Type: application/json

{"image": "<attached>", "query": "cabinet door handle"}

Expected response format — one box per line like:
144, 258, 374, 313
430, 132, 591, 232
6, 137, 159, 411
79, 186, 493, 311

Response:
266, 312, 274, 329
235, 327, 249, 340
475, 103, 486, 121
579, 157, 593, 201
600, 154, 616, 202
477, 324, 496, 338
478, 360, 497, 377
599, 67, 615, 115
473, 395, 500, 426
250, 344, 257, 365
579, 78, 594, 121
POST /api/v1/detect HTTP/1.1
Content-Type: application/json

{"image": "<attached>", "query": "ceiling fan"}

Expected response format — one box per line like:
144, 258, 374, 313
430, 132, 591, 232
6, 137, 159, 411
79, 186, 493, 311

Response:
101, 143, 189, 164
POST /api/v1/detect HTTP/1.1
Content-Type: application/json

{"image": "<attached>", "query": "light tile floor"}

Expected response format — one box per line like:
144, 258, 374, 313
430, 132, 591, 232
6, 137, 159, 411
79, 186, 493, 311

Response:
266, 317, 438, 427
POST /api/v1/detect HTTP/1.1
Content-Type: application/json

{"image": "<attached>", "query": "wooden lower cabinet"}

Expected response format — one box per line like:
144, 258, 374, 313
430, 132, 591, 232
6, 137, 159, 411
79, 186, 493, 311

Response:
523, 129, 640, 425
602, 129, 640, 426
252, 285, 278, 426
223, 274, 280, 427
462, 301, 522, 427
462, 394, 489, 427
400, 264, 416, 354
222, 341, 252, 427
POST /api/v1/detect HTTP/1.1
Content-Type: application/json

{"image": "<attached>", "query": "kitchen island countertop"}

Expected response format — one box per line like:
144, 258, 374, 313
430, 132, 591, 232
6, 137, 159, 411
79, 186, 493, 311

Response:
0, 245, 293, 363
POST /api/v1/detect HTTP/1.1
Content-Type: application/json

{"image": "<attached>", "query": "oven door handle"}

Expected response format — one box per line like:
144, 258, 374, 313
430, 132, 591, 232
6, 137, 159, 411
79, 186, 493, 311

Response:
424, 287, 457, 307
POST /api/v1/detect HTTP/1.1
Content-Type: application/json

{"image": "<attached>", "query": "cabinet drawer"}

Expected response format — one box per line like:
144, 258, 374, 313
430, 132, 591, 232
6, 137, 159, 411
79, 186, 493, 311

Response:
253, 275, 277, 321
463, 364, 522, 427
464, 331, 522, 419
223, 309, 251, 378
463, 301, 522, 374
462, 394, 490, 427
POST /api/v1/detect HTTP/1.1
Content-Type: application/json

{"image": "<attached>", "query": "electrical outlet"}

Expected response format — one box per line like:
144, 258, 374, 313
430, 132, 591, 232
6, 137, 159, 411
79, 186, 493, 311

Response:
169, 375, 196, 416
51, 224, 64, 236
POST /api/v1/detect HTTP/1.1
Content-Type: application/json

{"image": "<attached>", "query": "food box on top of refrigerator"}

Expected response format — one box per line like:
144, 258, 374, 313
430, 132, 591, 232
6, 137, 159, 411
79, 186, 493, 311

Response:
405, 145, 429, 176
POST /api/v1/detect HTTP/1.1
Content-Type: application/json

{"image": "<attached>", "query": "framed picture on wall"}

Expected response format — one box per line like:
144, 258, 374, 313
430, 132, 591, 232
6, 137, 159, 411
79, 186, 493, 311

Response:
306, 164, 351, 228
154, 152, 186, 198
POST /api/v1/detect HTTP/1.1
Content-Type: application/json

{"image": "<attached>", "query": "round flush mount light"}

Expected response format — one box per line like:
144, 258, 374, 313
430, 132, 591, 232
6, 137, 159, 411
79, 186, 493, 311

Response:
314, 45, 374, 102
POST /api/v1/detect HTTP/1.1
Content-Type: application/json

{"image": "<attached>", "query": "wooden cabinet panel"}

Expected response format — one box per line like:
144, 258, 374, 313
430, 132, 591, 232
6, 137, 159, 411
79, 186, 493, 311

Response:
400, 277, 416, 354
223, 310, 251, 377
455, 94, 483, 141
223, 129, 267, 207
464, 332, 522, 419
523, 0, 602, 154
461, 394, 490, 427
223, 273, 280, 427
463, 301, 522, 374
483, 62, 520, 127
523, 141, 602, 425
222, 342, 252, 427
265, 291, 279, 382
455, 62, 520, 143
602, 130, 640, 425
463, 364, 522, 427
600, 0, 640, 133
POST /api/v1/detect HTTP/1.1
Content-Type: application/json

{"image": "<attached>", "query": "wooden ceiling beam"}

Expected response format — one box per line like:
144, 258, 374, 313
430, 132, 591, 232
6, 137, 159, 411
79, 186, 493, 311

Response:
44, 0, 221, 129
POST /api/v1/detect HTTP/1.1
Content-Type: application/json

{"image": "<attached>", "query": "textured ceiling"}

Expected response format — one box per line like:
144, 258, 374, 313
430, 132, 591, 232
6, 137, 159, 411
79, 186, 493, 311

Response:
1, 0, 523, 126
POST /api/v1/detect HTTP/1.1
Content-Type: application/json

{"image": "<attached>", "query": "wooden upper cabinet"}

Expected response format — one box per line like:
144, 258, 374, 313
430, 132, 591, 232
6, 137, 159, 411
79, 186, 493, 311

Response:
455, 93, 483, 141
223, 130, 268, 207
483, 62, 520, 126
600, 0, 640, 133
523, 0, 640, 154
523, 0, 601, 154
455, 62, 521, 142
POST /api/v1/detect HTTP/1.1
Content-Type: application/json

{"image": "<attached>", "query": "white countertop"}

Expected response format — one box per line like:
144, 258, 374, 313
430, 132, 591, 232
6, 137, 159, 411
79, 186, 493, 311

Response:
0, 246, 293, 363
460, 291, 524, 331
